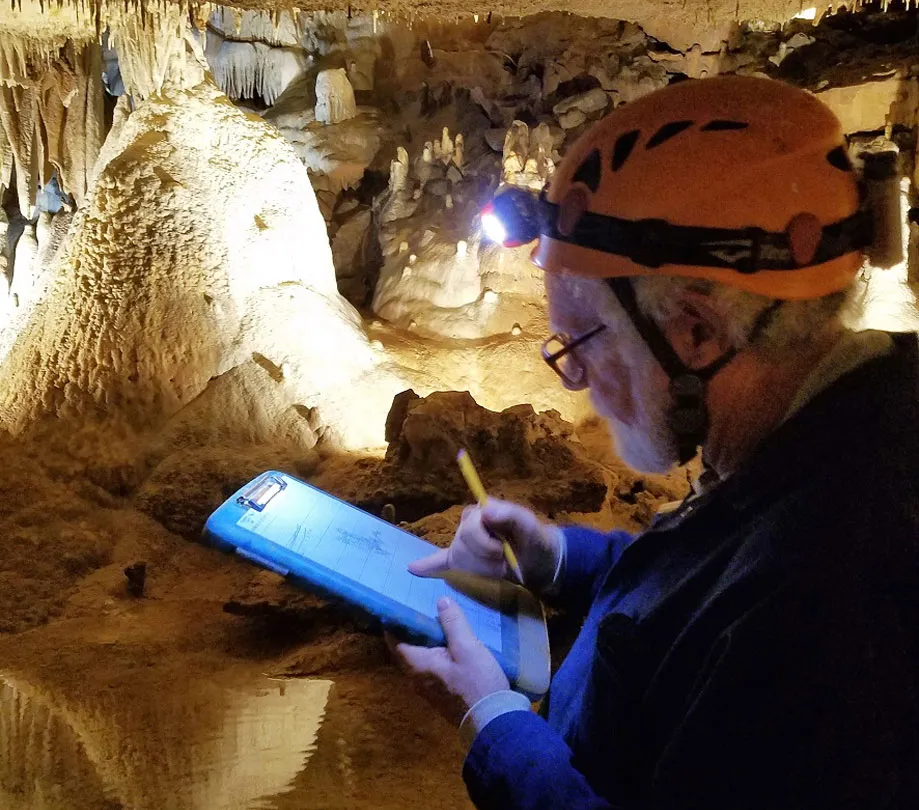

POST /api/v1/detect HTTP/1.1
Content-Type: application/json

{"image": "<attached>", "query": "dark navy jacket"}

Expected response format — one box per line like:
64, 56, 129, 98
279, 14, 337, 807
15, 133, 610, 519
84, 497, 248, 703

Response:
464, 333, 919, 809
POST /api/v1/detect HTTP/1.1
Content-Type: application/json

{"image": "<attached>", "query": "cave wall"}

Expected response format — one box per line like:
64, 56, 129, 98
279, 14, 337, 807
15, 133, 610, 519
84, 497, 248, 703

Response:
0, 2, 917, 452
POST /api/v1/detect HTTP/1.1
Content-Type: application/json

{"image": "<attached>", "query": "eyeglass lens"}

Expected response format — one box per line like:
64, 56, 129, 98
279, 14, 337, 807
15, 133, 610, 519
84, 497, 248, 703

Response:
544, 335, 587, 385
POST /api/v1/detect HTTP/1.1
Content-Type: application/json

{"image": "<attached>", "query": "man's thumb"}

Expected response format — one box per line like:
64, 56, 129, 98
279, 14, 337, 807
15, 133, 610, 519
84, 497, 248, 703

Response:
437, 597, 475, 653
408, 549, 450, 577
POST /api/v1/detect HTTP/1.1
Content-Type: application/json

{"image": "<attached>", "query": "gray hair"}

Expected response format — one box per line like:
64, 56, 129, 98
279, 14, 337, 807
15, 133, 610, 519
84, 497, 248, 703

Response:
632, 275, 856, 359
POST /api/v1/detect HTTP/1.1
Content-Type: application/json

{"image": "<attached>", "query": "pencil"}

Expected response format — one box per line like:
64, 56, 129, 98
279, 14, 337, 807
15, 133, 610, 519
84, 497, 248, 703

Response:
456, 449, 525, 585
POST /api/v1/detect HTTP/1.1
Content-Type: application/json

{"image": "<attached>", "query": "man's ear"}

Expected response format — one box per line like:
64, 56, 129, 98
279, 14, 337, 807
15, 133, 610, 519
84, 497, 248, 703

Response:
662, 290, 734, 370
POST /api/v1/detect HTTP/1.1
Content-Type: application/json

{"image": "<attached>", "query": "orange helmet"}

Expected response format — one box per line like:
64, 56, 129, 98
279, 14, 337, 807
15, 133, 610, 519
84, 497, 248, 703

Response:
530, 75, 869, 300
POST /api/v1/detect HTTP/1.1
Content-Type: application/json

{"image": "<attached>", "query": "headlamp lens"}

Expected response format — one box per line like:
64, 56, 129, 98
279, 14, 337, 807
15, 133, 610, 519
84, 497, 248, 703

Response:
481, 209, 509, 244
480, 188, 542, 248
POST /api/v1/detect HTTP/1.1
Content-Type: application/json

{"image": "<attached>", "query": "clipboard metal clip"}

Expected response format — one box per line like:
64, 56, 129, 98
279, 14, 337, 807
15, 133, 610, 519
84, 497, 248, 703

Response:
237, 473, 287, 512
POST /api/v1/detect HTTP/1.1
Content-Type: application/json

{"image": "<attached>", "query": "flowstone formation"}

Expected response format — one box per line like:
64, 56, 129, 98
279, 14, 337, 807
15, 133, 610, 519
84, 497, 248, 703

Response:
0, 81, 400, 453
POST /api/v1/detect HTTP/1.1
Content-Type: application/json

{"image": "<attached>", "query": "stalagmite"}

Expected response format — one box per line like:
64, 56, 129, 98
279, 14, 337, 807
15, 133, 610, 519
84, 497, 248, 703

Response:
501, 120, 556, 190
315, 68, 357, 125
503, 121, 529, 181
35, 211, 52, 255
454, 133, 465, 168
10, 223, 37, 308
440, 127, 454, 164
390, 146, 410, 193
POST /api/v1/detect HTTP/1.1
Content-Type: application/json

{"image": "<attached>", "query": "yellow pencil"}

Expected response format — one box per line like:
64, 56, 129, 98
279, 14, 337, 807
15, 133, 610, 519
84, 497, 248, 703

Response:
456, 449, 525, 585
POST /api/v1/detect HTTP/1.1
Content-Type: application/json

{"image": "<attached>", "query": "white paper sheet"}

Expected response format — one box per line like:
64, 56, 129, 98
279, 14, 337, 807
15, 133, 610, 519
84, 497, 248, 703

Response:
237, 474, 503, 650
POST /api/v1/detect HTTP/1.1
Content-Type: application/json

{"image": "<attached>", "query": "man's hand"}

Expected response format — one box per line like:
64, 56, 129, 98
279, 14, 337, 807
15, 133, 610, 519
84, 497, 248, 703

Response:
388, 597, 510, 726
408, 499, 563, 593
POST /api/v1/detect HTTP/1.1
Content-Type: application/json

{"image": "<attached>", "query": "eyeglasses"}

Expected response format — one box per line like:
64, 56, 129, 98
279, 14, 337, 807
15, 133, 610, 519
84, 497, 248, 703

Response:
541, 324, 606, 388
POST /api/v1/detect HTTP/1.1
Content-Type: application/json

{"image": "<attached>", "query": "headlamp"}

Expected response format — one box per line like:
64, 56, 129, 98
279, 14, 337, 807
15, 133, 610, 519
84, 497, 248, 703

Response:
480, 183, 871, 275
479, 187, 543, 248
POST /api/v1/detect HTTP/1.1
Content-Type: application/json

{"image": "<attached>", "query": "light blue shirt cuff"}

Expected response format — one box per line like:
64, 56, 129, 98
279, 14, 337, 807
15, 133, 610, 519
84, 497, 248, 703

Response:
459, 690, 532, 751
542, 528, 567, 597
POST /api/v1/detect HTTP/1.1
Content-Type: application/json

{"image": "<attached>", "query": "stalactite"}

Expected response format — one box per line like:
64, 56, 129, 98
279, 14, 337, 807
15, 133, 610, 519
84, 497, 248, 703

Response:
209, 36, 308, 107
0, 35, 104, 216
109, 2, 205, 100
0, 121, 11, 192
0, 82, 39, 216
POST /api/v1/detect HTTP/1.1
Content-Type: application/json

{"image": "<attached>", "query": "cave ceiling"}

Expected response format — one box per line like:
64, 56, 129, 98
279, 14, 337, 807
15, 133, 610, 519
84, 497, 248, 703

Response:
0, 0, 817, 53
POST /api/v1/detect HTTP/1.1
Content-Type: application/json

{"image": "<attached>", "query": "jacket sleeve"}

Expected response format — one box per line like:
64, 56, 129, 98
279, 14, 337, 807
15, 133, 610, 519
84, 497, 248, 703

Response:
463, 710, 623, 810
546, 525, 633, 617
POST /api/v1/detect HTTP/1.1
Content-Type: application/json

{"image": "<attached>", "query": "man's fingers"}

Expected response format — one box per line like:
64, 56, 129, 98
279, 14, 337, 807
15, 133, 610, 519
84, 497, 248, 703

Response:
480, 499, 540, 543
408, 549, 450, 577
437, 597, 477, 655
393, 639, 451, 678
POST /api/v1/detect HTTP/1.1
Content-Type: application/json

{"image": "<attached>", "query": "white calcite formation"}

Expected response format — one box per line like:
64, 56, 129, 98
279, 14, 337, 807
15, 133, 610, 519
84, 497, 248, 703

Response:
206, 31, 309, 106
0, 209, 8, 291
9, 222, 37, 308
0, 83, 404, 450
265, 101, 387, 205
108, 4, 207, 101
815, 74, 919, 136
371, 132, 549, 342
502, 120, 558, 190
315, 68, 358, 124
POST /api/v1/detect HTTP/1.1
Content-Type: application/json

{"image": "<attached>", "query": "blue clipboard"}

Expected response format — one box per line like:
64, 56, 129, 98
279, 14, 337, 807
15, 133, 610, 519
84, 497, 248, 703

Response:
203, 471, 550, 699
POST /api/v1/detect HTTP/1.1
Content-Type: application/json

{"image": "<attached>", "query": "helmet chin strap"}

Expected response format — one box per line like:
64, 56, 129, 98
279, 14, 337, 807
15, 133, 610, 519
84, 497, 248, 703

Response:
604, 278, 781, 466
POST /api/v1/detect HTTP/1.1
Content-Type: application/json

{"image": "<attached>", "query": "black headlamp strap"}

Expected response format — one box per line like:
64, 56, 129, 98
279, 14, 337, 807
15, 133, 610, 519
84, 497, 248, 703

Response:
604, 278, 735, 382
604, 279, 786, 465
605, 278, 738, 465
539, 195, 870, 274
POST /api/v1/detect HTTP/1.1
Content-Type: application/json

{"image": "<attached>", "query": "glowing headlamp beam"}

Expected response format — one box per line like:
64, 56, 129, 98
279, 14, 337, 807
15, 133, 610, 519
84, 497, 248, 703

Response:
481, 210, 509, 245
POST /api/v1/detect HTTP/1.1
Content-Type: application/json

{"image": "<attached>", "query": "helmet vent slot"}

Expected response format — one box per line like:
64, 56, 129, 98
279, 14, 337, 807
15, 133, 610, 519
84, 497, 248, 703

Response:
646, 120, 694, 149
571, 149, 602, 191
701, 119, 748, 131
826, 145, 853, 171
611, 130, 640, 171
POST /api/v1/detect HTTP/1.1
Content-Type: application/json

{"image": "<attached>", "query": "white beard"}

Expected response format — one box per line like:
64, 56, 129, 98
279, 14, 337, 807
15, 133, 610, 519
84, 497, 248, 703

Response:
591, 369, 679, 474
606, 413, 678, 474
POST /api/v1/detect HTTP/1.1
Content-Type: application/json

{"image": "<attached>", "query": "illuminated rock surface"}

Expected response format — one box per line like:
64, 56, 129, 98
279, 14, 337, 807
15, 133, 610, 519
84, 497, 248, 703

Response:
0, 82, 396, 452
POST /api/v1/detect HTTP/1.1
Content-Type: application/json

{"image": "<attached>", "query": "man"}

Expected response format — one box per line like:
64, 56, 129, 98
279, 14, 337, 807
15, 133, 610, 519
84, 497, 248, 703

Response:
391, 76, 919, 808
